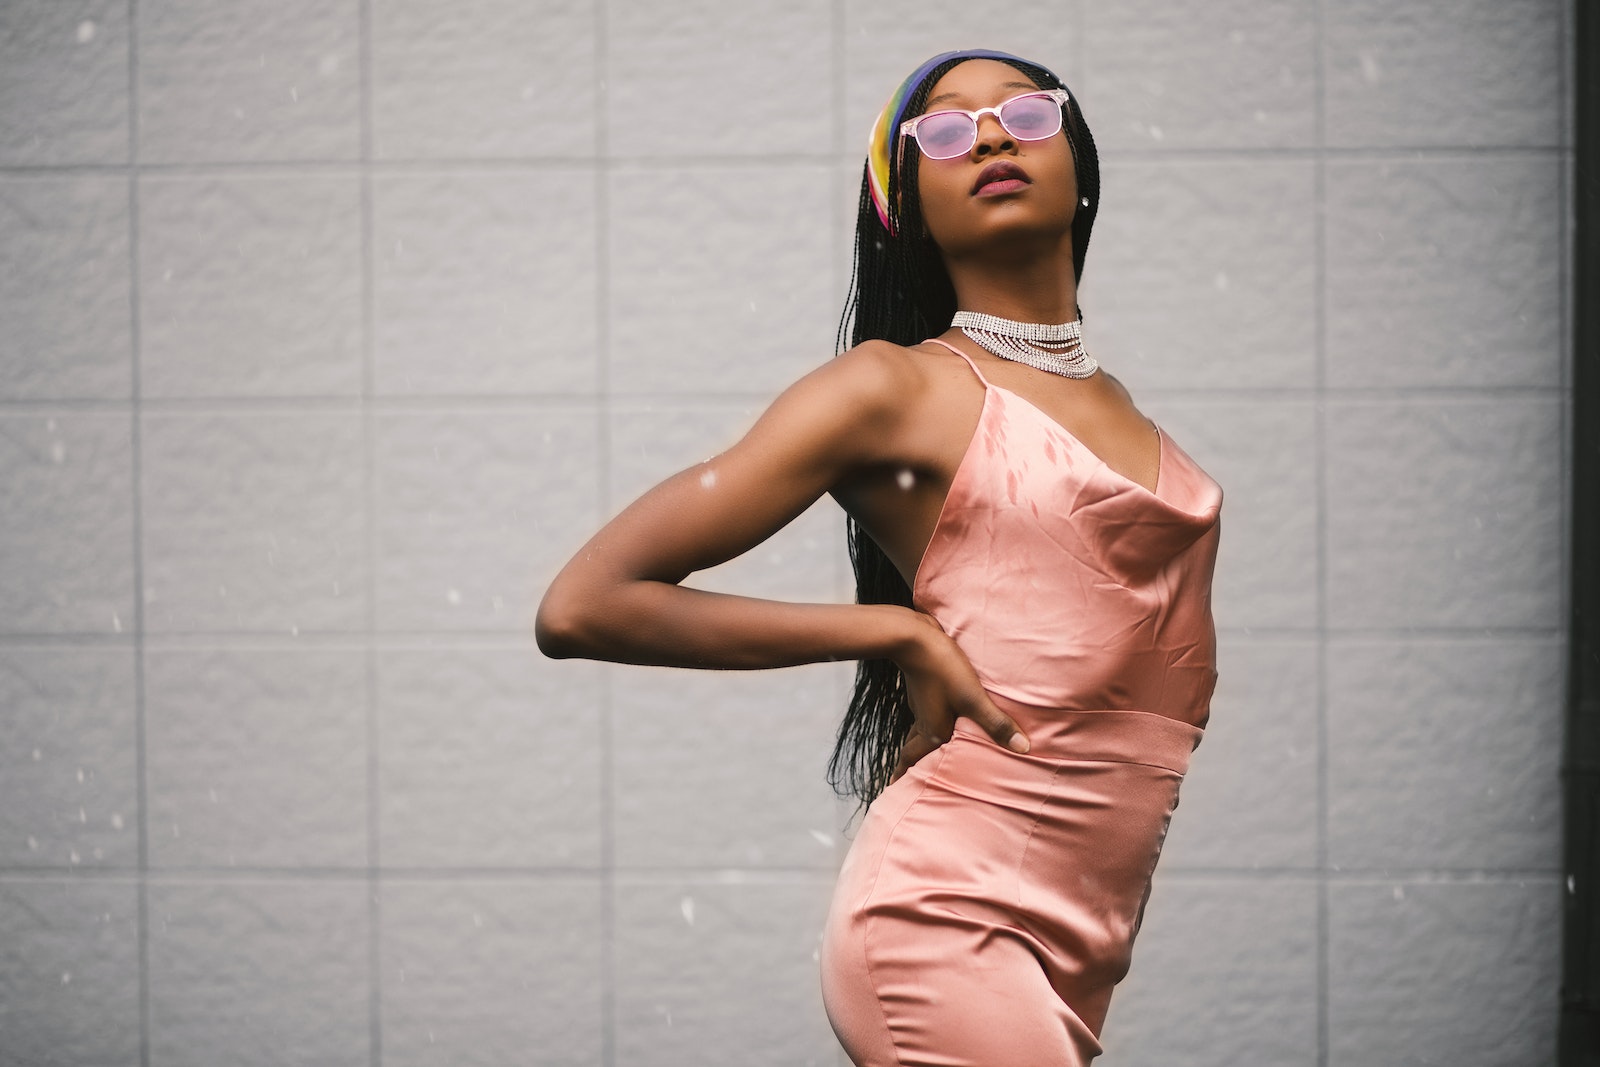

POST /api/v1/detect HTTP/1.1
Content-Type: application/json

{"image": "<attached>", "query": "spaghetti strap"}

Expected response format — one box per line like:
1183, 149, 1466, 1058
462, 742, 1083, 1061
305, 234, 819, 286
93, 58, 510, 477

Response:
924, 336, 992, 388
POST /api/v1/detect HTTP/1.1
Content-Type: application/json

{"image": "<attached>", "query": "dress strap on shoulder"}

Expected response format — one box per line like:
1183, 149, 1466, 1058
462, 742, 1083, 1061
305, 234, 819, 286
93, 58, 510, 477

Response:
923, 336, 992, 388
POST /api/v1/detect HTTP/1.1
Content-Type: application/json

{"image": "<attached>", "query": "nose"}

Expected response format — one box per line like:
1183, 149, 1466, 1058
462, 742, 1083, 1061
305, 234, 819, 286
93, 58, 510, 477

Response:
972, 109, 1014, 156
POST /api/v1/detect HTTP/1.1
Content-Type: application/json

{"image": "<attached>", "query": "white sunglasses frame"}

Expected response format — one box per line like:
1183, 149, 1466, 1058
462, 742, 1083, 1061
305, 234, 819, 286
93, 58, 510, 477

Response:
898, 88, 1071, 162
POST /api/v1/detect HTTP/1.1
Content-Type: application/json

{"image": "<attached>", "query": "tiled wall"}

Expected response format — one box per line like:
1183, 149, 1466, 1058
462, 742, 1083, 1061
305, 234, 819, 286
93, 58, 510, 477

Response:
0, 1, 1569, 1065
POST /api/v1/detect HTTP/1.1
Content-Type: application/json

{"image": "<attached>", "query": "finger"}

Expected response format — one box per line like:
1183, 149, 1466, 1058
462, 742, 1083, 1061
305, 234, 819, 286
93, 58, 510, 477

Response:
971, 700, 1030, 753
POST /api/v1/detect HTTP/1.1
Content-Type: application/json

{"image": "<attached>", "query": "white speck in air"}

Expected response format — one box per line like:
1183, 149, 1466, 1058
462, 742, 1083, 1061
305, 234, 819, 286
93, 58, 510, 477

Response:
31, 748, 41, 762
1214, 271, 1229, 291
76, 20, 95, 43
446, 588, 461, 605
76, 767, 85, 783
111, 812, 124, 830
60, 972, 71, 985
1392, 884, 1405, 901
289, 86, 298, 103
78, 807, 86, 823
50, 441, 65, 463
809, 829, 834, 848
680, 896, 696, 926
111, 611, 121, 632
700, 469, 717, 489
896, 468, 915, 490
26, 836, 37, 851
1359, 49, 1382, 84
472, 913, 483, 928
1148, 124, 1164, 142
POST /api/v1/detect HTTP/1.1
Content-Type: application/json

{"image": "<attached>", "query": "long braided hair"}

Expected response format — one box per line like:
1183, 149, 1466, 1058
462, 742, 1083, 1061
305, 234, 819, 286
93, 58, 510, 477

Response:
825, 52, 1102, 813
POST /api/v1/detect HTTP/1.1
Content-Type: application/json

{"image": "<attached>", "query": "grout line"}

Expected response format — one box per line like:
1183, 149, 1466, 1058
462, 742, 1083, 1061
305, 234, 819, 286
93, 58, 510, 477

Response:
594, 5, 615, 1066
125, 2, 151, 1064
1310, 1, 1330, 1064
0, 143, 1571, 180
356, 1, 381, 1064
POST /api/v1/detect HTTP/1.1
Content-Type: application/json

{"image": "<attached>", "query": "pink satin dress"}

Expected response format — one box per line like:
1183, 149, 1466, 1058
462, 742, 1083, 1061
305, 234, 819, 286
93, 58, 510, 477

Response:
820, 339, 1224, 1066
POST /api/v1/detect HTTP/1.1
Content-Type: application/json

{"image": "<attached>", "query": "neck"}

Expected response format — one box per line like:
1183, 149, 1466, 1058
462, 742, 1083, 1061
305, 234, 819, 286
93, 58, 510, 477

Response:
942, 235, 1079, 323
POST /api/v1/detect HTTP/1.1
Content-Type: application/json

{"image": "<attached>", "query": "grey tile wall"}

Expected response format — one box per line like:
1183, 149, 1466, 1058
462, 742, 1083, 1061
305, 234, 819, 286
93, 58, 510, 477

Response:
0, 1, 1570, 1066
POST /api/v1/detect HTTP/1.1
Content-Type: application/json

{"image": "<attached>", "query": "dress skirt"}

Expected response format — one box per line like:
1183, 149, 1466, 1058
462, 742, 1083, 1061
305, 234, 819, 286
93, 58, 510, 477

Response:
819, 694, 1204, 1067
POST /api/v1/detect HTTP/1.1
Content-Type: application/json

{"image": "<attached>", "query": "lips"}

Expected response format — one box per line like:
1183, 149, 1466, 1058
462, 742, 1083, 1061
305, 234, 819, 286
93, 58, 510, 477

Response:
972, 161, 1032, 195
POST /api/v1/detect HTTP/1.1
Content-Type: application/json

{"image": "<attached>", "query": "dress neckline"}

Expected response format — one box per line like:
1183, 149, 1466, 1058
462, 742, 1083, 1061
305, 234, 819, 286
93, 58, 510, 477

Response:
922, 337, 1166, 501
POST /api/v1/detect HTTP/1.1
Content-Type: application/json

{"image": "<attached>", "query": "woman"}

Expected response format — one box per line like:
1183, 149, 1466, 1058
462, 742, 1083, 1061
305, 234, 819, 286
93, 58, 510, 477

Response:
537, 48, 1222, 1067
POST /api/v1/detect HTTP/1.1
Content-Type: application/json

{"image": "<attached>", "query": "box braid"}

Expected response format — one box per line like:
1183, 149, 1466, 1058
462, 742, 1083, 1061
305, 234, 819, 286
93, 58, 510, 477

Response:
827, 54, 1101, 813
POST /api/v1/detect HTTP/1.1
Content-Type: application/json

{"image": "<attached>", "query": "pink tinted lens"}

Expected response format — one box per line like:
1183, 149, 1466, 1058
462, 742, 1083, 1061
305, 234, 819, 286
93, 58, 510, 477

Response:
999, 94, 1064, 139
915, 112, 977, 159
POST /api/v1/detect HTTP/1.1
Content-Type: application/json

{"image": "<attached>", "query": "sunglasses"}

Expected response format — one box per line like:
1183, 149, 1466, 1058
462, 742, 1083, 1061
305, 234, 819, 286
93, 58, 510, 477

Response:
900, 88, 1071, 161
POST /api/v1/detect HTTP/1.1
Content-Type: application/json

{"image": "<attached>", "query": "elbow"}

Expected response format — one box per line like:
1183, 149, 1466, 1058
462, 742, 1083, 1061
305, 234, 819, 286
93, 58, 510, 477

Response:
534, 592, 587, 659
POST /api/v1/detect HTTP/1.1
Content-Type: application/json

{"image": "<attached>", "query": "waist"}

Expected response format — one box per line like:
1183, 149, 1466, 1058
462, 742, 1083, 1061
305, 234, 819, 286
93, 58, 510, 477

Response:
955, 692, 1205, 776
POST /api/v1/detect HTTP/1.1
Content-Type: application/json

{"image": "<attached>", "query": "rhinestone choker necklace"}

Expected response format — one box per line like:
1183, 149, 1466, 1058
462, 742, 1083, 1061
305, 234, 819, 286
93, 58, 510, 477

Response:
951, 310, 1099, 379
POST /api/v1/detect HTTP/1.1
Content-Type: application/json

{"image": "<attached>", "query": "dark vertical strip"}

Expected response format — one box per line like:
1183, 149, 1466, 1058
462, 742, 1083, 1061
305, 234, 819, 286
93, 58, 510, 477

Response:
1562, 0, 1600, 1062
127, 3, 150, 1065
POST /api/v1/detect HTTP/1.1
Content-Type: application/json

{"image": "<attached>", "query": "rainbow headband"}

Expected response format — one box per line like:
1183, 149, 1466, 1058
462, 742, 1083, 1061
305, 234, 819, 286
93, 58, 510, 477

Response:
867, 49, 1064, 234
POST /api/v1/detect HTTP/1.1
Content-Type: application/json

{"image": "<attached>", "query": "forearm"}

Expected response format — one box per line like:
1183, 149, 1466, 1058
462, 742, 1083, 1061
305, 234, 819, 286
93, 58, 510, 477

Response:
535, 578, 924, 670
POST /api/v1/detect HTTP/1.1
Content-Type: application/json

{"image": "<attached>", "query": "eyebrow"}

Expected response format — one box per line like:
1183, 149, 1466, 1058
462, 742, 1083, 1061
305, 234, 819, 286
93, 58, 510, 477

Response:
923, 81, 1039, 111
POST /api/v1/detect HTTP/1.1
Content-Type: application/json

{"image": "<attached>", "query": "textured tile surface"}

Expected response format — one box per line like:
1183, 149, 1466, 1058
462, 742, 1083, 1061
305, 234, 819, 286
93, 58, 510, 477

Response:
148, 880, 370, 1067
612, 664, 844, 868
139, 174, 363, 398
374, 408, 599, 631
0, 648, 138, 868
608, 166, 837, 395
381, 878, 604, 1066
0, 176, 131, 400
1083, 0, 1315, 151
608, 0, 831, 157
0, 414, 134, 635
373, 171, 599, 396
1328, 880, 1561, 1066
1325, 398, 1563, 629
137, 0, 360, 163
614, 878, 839, 1067
1328, 638, 1563, 870
145, 647, 368, 868
378, 649, 603, 868
142, 412, 366, 632
0, 0, 129, 165
1080, 159, 1316, 392
0, 879, 142, 1065
1159, 640, 1319, 871
1099, 878, 1318, 1067
1326, 158, 1562, 388
1323, 0, 1563, 148
372, 0, 596, 160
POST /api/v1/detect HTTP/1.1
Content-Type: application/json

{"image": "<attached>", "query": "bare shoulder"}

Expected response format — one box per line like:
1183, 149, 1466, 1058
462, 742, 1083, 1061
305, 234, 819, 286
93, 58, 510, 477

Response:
788, 339, 947, 431
1097, 367, 1137, 405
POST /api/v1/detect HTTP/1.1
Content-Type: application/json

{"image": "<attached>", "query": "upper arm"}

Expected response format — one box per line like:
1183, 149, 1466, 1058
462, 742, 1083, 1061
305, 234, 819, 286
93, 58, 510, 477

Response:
542, 342, 917, 599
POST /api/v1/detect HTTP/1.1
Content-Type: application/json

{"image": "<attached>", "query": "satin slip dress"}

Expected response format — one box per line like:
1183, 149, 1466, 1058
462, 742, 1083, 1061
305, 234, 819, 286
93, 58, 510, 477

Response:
819, 339, 1224, 1067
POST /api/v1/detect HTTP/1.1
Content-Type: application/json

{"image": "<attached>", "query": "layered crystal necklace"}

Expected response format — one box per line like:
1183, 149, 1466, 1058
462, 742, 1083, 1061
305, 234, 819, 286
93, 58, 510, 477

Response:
951, 310, 1099, 379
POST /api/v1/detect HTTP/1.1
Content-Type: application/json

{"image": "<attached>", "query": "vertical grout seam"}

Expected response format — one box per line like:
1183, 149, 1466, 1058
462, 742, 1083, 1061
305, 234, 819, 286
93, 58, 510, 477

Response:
357, 1, 381, 1064
1310, 2, 1329, 1065
127, 3, 150, 1067
594, 4, 615, 1065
